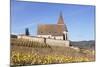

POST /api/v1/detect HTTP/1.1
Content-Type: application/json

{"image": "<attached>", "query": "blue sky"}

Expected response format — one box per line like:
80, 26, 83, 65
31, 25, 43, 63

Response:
11, 0, 95, 41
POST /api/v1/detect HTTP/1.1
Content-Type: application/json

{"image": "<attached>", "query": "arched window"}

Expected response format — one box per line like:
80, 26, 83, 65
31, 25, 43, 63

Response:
63, 31, 67, 40
63, 33, 65, 40
66, 34, 67, 40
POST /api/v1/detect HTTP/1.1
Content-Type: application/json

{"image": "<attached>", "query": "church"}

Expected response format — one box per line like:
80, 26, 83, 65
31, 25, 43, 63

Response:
37, 12, 68, 40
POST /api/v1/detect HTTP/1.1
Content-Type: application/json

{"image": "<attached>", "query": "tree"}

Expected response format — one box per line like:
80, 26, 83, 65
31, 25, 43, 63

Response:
25, 28, 30, 36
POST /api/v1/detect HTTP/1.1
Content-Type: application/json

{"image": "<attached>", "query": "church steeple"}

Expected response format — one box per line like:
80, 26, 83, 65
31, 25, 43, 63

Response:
57, 12, 68, 32
57, 12, 64, 24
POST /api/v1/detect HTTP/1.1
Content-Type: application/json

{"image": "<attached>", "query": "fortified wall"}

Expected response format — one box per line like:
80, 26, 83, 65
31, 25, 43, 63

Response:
17, 35, 70, 47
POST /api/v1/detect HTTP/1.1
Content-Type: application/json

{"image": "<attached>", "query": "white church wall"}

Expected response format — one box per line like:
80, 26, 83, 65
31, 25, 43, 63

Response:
37, 35, 63, 40
55, 36, 63, 40
37, 35, 52, 38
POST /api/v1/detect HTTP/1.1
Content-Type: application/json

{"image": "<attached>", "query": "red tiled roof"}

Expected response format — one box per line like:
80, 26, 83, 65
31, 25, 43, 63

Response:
37, 12, 68, 36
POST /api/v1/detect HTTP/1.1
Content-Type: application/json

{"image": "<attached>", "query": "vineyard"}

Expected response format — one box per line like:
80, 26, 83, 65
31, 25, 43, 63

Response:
11, 38, 95, 66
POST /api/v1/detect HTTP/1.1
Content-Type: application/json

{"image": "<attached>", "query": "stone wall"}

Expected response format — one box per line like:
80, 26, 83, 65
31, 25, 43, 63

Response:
18, 35, 44, 43
17, 35, 69, 47
46, 39, 69, 47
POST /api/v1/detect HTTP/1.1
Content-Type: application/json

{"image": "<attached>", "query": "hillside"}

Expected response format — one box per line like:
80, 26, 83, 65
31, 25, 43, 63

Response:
70, 40, 95, 49
11, 38, 95, 66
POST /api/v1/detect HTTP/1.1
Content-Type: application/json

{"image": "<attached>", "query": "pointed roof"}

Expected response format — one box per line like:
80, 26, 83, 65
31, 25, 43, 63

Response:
57, 12, 64, 24
57, 12, 68, 32
37, 12, 68, 36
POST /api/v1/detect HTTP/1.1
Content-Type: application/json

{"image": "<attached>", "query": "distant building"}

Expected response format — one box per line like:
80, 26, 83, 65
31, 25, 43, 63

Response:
37, 12, 68, 40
